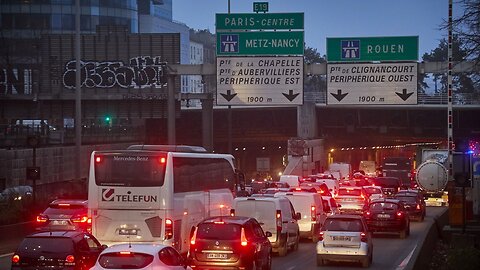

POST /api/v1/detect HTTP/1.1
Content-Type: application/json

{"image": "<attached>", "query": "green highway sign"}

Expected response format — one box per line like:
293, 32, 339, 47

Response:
217, 31, 304, 56
327, 36, 418, 62
216, 13, 304, 30
253, 2, 269, 13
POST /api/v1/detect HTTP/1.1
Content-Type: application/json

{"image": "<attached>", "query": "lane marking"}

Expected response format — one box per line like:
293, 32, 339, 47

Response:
0, 252, 13, 258
396, 244, 417, 270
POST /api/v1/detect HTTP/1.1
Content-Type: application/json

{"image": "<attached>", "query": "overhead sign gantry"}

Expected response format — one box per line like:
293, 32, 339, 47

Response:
326, 36, 419, 105
215, 10, 304, 106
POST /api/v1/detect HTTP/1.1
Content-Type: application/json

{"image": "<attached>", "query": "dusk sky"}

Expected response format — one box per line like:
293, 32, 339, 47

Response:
172, 0, 463, 58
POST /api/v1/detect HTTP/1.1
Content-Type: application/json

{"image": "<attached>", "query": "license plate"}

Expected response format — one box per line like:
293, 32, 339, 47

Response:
378, 214, 391, 218
206, 253, 228, 259
332, 236, 351, 241
51, 220, 68, 225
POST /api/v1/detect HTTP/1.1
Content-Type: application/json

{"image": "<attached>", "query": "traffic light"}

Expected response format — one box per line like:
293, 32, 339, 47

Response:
26, 166, 40, 181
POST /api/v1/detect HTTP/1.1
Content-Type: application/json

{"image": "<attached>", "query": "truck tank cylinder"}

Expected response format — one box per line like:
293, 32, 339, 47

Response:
415, 160, 448, 193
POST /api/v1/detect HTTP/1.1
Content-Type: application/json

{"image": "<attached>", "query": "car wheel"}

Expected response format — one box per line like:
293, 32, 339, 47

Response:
278, 237, 288, 257
263, 254, 272, 270
293, 233, 299, 251
316, 255, 324, 266
361, 256, 371, 268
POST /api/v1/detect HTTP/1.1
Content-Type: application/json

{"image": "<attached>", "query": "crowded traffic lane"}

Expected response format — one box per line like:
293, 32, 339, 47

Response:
271, 207, 446, 269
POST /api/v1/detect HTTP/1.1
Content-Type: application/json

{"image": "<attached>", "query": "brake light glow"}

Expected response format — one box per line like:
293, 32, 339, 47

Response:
365, 211, 371, 218
58, 203, 71, 207
158, 157, 166, 164
319, 231, 324, 241
276, 210, 282, 232
65, 255, 75, 263
119, 251, 132, 255
416, 204, 421, 210
95, 156, 102, 163
71, 215, 89, 223
214, 221, 225, 224
311, 206, 316, 221
190, 227, 197, 245
396, 211, 403, 217
230, 209, 235, 216
240, 227, 248, 246
36, 214, 48, 223
12, 254, 20, 263
360, 232, 367, 242
165, 218, 173, 240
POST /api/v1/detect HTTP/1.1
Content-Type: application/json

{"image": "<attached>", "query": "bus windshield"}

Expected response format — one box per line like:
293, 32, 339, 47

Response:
94, 153, 166, 187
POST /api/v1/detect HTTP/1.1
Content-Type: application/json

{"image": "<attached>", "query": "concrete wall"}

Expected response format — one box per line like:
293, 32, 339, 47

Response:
0, 143, 137, 190
410, 208, 449, 270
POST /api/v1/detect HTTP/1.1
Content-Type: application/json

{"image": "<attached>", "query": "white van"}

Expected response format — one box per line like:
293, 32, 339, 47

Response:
274, 191, 327, 242
279, 174, 302, 188
231, 196, 300, 256
315, 178, 340, 196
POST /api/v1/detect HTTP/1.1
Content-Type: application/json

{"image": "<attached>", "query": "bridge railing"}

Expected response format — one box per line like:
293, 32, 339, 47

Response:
303, 90, 480, 105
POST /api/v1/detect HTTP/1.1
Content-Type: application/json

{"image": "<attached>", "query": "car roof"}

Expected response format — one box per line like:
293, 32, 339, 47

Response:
201, 216, 252, 225
27, 230, 86, 239
326, 214, 364, 220
102, 243, 169, 254
369, 198, 401, 204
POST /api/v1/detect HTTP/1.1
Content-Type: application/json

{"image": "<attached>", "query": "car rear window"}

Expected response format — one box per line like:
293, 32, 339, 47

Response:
364, 187, 382, 194
18, 237, 74, 254
44, 205, 86, 215
197, 223, 241, 240
338, 188, 362, 196
323, 218, 364, 232
98, 252, 154, 269
369, 202, 399, 211
395, 196, 417, 203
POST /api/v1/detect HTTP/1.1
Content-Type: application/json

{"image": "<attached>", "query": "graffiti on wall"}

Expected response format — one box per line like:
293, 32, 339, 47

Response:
63, 56, 167, 89
0, 68, 33, 95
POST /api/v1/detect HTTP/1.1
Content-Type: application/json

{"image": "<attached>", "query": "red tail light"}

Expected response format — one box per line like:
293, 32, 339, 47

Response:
416, 204, 421, 210
364, 211, 371, 219
12, 254, 20, 263
240, 227, 248, 246
190, 227, 197, 245
165, 218, 173, 240
36, 214, 48, 223
158, 157, 166, 164
276, 210, 282, 232
230, 209, 235, 216
311, 206, 316, 221
360, 232, 367, 242
71, 215, 89, 223
95, 156, 103, 163
396, 211, 403, 218
65, 255, 75, 263
319, 231, 324, 241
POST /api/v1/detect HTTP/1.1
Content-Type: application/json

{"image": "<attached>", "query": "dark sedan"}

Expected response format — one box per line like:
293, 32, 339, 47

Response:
363, 198, 410, 238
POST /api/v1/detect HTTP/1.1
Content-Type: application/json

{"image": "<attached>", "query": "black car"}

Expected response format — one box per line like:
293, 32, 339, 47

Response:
370, 177, 402, 197
188, 216, 272, 270
363, 198, 410, 238
11, 230, 105, 270
394, 191, 426, 222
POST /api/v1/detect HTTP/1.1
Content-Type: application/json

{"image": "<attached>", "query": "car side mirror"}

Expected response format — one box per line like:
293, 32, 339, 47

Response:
265, 231, 273, 237
294, 212, 301, 220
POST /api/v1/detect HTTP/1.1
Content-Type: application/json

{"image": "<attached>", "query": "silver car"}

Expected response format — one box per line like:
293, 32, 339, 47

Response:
316, 214, 373, 267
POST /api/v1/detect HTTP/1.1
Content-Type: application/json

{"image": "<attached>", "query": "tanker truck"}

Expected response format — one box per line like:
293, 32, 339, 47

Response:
415, 149, 449, 206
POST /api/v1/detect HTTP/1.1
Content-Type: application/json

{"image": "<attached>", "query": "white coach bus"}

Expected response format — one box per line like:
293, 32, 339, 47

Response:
88, 145, 242, 254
